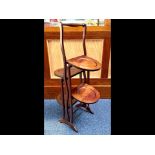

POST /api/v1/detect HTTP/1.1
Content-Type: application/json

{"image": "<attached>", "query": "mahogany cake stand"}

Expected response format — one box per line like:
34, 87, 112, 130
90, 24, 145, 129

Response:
53, 22, 101, 132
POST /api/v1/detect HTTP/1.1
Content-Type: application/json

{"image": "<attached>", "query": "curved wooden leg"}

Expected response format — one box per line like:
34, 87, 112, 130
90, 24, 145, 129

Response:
59, 118, 78, 132
67, 65, 73, 123
76, 103, 94, 114
83, 70, 86, 83
63, 72, 70, 121
87, 71, 90, 84
60, 79, 65, 118
86, 104, 94, 114
80, 72, 83, 83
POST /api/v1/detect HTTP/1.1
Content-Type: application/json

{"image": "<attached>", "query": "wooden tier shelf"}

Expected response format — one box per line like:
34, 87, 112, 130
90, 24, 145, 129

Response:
54, 66, 82, 78
52, 23, 103, 132
72, 83, 100, 104
67, 55, 101, 71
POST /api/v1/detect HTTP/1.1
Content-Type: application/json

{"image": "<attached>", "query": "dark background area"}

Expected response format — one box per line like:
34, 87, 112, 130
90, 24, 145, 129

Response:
0, 20, 44, 134
111, 19, 155, 134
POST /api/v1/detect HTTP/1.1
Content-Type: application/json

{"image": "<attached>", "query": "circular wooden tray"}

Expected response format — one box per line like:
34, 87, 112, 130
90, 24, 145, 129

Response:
72, 83, 100, 104
54, 67, 82, 78
67, 55, 101, 71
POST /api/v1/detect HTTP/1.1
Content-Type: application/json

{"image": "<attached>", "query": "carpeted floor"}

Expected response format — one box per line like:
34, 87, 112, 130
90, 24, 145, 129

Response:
44, 99, 111, 135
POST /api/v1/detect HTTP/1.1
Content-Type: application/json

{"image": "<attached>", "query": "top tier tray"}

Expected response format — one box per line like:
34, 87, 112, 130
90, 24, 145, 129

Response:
67, 55, 101, 71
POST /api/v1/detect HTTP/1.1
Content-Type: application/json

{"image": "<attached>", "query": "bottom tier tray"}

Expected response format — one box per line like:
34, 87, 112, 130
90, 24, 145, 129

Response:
72, 83, 100, 104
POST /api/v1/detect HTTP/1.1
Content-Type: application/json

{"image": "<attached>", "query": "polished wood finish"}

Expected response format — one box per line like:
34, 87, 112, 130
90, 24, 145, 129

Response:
53, 23, 86, 131
67, 55, 101, 71
47, 39, 103, 78
54, 23, 104, 132
72, 83, 100, 104
59, 22, 101, 104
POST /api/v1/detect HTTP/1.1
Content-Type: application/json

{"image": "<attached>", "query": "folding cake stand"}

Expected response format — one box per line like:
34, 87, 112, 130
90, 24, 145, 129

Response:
54, 23, 101, 132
